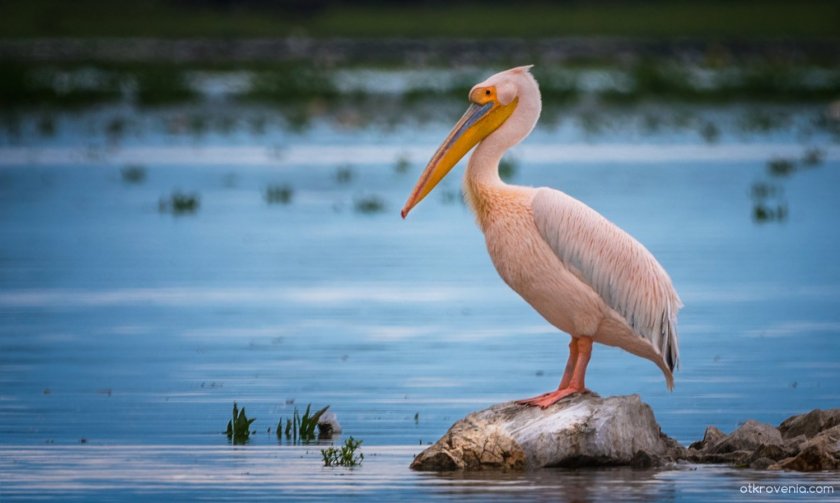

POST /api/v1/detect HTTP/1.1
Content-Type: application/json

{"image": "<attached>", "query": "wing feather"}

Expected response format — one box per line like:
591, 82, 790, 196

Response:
531, 188, 682, 370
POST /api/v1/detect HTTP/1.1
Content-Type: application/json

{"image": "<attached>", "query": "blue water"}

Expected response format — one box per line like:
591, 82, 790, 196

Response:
1, 104, 839, 501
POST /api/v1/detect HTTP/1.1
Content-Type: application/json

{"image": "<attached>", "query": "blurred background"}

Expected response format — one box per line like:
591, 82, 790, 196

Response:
1, 1, 839, 500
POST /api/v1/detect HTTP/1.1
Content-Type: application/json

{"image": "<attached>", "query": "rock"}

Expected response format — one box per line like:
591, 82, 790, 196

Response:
750, 457, 776, 470
774, 446, 838, 472
684, 408, 840, 471
688, 449, 751, 465
710, 420, 783, 454
778, 409, 840, 440
774, 424, 840, 471
689, 426, 726, 451
747, 443, 788, 463
629, 450, 658, 468
410, 394, 682, 471
783, 434, 807, 455
317, 411, 342, 439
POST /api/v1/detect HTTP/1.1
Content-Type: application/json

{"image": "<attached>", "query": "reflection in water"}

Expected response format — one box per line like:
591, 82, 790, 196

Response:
2, 445, 836, 502
425, 467, 672, 502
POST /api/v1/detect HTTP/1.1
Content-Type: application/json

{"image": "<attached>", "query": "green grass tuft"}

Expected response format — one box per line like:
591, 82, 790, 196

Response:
278, 404, 330, 444
321, 437, 364, 467
226, 402, 256, 444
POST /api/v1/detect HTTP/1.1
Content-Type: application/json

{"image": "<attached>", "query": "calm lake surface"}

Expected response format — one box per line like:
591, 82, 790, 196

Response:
1, 98, 839, 501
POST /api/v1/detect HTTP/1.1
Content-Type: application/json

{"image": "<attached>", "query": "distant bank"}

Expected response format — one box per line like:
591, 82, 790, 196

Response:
2, 37, 839, 65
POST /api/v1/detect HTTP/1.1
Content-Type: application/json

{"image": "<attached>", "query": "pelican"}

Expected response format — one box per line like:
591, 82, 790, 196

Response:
401, 66, 682, 408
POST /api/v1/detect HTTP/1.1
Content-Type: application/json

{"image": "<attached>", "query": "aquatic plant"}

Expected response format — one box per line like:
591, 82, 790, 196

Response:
121, 165, 146, 184
159, 191, 200, 215
278, 403, 329, 443
802, 147, 825, 167
750, 179, 787, 224
740, 110, 786, 133
498, 157, 518, 181
394, 154, 411, 174
750, 182, 782, 200
700, 122, 720, 143
766, 157, 796, 177
106, 117, 126, 138
265, 184, 294, 204
321, 437, 364, 467
335, 165, 354, 184
226, 402, 256, 444
753, 203, 788, 223
354, 195, 386, 214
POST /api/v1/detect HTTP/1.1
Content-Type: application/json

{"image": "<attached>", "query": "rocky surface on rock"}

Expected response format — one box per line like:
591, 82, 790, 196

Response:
410, 395, 840, 473
410, 394, 684, 471
687, 408, 840, 471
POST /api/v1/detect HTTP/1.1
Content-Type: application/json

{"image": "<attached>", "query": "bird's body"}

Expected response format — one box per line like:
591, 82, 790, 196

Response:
402, 66, 681, 407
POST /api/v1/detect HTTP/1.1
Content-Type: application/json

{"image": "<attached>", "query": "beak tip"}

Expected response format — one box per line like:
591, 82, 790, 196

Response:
400, 208, 409, 219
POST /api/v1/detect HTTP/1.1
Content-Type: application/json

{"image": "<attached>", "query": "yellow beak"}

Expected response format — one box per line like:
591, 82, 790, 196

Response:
401, 93, 518, 218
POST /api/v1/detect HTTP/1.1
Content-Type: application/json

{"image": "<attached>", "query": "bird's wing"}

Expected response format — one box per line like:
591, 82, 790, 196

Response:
531, 187, 682, 371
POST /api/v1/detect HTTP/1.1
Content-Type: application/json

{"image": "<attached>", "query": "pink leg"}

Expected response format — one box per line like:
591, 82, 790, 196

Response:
557, 338, 579, 390
517, 337, 594, 409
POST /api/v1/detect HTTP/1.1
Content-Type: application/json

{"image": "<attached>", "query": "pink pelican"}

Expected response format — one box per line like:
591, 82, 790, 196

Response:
401, 66, 681, 408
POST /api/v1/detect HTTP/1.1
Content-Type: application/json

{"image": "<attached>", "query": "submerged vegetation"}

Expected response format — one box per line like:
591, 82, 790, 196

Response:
321, 437, 364, 468
354, 195, 386, 214
265, 184, 294, 205
335, 166, 354, 184
159, 191, 200, 215
121, 165, 146, 184
393, 155, 411, 175
751, 147, 826, 224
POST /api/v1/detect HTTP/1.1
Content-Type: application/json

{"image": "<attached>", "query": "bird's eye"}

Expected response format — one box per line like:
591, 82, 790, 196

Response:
485, 89, 491, 96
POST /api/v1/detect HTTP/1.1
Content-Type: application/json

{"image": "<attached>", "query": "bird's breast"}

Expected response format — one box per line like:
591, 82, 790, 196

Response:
475, 186, 606, 337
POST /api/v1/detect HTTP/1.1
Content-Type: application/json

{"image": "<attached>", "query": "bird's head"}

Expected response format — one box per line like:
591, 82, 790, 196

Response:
401, 65, 541, 218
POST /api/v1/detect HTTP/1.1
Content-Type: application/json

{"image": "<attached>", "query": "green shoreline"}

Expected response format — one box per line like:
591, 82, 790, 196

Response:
2, 60, 839, 111
2, 1, 839, 39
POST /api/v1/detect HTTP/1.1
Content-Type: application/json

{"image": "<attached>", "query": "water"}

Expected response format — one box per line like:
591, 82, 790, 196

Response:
1, 103, 839, 501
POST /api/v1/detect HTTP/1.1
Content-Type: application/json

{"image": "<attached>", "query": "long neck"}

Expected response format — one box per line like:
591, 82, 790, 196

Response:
465, 139, 506, 191
463, 138, 509, 225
